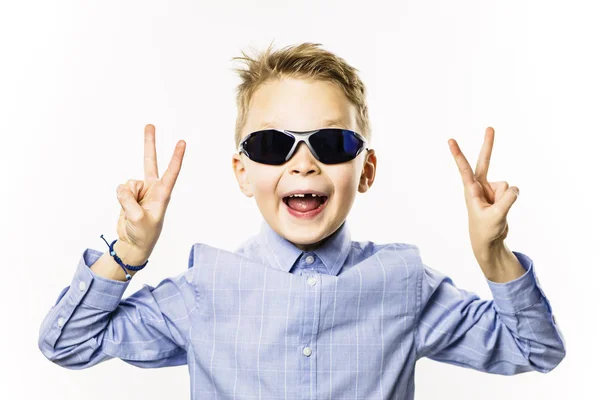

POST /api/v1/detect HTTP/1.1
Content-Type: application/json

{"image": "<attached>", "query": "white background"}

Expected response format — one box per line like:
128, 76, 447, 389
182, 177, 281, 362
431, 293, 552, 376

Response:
1, 0, 598, 398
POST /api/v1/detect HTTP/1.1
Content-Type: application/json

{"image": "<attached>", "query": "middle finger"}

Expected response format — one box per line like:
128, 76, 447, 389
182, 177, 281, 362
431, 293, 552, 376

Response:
474, 127, 495, 182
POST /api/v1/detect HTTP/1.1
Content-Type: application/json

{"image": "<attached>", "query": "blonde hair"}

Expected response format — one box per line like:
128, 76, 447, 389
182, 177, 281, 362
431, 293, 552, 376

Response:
231, 41, 371, 147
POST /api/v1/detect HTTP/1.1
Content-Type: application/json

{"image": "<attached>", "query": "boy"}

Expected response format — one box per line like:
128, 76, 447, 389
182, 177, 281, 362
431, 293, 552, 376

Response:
38, 42, 566, 399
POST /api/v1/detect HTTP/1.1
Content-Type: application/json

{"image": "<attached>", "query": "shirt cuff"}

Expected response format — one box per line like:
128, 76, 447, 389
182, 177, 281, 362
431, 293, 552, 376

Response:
70, 248, 131, 311
44, 248, 132, 349
485, 251, 543, 314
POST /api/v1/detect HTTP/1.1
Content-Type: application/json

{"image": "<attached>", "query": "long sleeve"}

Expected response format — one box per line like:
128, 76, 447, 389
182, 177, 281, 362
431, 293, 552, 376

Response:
38, 247, 197, 369
414, 251, 566, 375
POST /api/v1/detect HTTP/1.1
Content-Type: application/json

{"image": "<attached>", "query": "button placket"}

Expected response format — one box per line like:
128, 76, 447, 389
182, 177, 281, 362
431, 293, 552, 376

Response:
299, 257, 320, 395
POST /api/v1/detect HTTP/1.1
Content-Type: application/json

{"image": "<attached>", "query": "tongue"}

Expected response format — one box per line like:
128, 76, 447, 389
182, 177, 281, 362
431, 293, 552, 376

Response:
287, 197, 322, 212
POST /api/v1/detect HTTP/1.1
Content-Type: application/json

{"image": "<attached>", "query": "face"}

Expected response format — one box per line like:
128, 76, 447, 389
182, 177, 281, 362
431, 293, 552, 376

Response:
232, 77, 377, 251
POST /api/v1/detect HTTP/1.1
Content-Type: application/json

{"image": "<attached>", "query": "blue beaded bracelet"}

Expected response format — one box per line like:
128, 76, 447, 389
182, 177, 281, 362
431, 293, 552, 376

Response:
100, 234, 149, 281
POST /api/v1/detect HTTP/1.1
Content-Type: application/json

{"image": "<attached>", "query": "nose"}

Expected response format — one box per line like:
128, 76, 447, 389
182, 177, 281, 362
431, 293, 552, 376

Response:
287, 142, 320, 176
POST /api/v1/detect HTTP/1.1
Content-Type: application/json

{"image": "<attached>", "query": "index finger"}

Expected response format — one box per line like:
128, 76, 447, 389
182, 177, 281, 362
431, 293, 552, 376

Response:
161, 140, 186, 194
448, 138, 476, 187
144, 124, 159, 180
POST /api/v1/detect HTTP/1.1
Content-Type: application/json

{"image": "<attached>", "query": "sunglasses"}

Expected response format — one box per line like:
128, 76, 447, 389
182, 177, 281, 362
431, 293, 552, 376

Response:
238, 128, 369, 165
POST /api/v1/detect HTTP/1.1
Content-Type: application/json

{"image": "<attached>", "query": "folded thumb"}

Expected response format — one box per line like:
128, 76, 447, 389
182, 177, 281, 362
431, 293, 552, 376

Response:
116, 184, 144, 221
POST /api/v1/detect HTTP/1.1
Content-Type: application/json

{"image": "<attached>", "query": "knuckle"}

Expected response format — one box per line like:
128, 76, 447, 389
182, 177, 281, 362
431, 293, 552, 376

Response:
126, 179, 137, 186
117, 186, 132, 199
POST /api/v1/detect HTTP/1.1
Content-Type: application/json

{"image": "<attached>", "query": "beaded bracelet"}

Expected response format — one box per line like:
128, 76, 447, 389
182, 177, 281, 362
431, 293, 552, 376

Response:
100, 234, 149, 281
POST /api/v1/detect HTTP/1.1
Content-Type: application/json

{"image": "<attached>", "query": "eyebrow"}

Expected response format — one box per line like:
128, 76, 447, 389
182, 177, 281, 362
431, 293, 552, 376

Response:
258, 118, 347, 130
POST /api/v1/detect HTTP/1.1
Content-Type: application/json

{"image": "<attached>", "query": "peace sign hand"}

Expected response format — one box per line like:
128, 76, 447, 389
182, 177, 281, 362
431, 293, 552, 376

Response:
115, 124, 186, 264
448, 127, 520, 258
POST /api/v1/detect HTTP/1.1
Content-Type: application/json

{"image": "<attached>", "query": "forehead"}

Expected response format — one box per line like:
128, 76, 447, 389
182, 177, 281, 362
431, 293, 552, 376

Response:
245, 77, 356, 132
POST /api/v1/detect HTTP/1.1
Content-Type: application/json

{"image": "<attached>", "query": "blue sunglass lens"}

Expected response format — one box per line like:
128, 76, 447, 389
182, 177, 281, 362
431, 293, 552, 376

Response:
309, 129, 363, 164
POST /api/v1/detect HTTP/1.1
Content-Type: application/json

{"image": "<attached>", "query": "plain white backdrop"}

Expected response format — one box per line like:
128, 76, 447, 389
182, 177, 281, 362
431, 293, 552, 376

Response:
1, 0, 598, 398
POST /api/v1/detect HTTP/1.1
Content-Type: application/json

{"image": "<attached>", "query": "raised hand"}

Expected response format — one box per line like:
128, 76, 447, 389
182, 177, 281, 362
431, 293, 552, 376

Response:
448, 127, 520, 257
115, 124, 186, 263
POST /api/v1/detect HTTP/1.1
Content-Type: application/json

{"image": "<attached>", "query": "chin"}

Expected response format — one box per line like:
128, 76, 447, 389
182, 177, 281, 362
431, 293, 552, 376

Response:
278, 216, 339, 249
267, 202, 342, 246
281, 225, 326, 244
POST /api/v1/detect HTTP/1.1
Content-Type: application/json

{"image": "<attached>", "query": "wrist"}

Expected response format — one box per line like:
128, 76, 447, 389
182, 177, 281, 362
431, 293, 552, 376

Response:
113, 240, 150, 268
476, 243, 526, 283
474, 240, 508, 264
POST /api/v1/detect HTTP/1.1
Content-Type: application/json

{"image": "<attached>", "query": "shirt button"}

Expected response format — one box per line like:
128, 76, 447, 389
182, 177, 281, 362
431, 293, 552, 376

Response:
305, 255, 315, 264
79, 281, 86, 291
307, 276, 317, 286
57, 317, 65, 328
302, 346, 312, 356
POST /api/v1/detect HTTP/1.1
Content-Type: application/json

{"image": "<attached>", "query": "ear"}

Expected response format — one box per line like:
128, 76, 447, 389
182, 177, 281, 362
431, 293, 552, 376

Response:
232, 152, 254, 198
358, 149, 377, 193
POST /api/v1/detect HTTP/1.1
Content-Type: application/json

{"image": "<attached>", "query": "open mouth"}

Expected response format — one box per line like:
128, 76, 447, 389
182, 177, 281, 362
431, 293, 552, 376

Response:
282, 193, 328, 215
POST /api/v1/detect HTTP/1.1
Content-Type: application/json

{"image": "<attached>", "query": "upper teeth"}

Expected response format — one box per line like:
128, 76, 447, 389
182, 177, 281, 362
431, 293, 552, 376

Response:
289, 193, 319, 197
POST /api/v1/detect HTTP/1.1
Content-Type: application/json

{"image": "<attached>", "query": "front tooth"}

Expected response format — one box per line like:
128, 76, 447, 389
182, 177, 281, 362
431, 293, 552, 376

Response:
311, 194, 317, 197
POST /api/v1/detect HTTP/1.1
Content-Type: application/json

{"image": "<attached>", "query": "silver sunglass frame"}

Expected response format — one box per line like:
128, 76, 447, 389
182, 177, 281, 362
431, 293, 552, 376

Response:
237, 128, 369, 165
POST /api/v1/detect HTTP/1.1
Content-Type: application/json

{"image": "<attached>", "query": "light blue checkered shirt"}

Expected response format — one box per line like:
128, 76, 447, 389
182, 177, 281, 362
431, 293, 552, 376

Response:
38, 219, 566, 399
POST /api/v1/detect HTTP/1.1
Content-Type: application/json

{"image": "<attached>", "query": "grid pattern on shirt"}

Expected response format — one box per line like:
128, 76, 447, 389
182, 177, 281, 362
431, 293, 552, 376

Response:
38, 219, 566, 400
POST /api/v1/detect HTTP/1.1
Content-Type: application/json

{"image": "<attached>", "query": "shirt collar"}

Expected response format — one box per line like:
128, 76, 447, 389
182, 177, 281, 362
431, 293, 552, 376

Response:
256, 218, 352, 276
